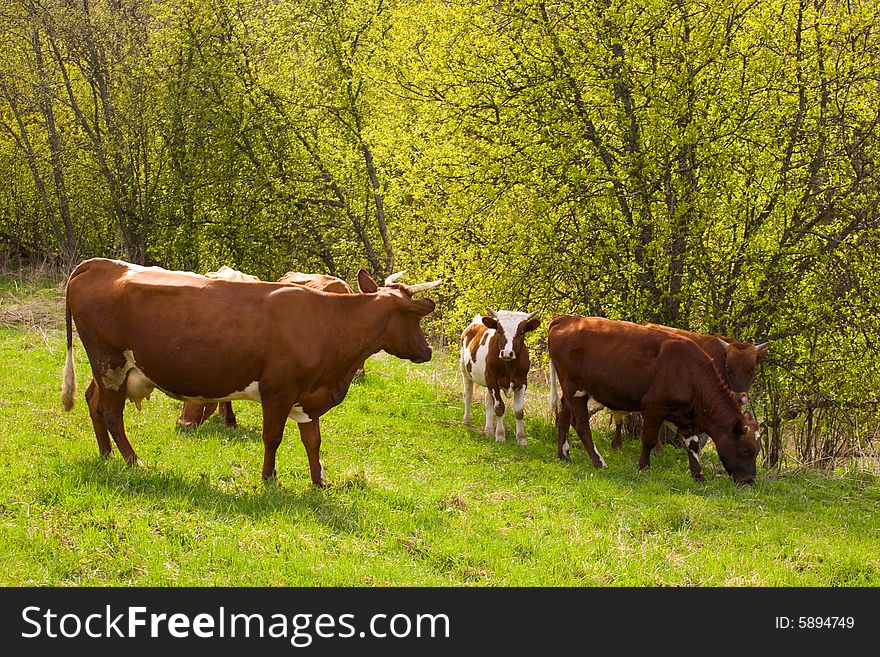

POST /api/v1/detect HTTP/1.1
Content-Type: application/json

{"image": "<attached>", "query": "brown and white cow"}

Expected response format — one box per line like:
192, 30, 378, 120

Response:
460, 309, 541, 445
607, 325, 769, 456
177, 266, 363, 429
61, 258, 440, 486
548, 315, 761, 484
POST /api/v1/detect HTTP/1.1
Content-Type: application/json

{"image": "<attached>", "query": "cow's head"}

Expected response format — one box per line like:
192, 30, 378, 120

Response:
721, 339, 769, 405
713, 411, 761, 484
481, 308, 541, 361
358, 269, 439, 364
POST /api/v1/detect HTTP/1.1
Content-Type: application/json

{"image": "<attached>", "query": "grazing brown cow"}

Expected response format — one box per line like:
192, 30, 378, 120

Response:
177, 266, 365, 429
61, 258, 440, 485
459, 309, 541, 445
607, 325, 769, 454
548, 315, 761, 483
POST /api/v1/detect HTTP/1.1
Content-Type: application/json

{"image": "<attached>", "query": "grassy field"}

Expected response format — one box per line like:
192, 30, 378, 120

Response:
1, 274, 878, 586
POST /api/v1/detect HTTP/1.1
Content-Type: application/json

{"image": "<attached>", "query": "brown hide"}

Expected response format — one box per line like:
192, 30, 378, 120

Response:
548, 315, 760, 483
605, 324, 769, 452
62, 258, 437, 485
179, 268, 357, 429
277, 272, 354, 294
646, 324, 769, 402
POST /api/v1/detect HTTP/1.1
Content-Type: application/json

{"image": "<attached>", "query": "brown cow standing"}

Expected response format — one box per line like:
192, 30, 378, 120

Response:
61, 258, 440, 485
459, 309, 541, 445
176, 266, 372, 429
606, 325, 769, 456
548, 315, 761, 483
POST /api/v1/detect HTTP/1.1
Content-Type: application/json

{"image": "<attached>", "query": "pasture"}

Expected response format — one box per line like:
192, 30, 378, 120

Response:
0, 275, 878, 586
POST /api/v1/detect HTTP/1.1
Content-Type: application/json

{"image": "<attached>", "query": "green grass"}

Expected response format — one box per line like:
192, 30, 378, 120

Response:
0, 276, 878, 586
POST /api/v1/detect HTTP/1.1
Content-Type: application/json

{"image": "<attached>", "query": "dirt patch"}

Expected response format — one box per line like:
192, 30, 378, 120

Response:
0, 293, 66, 332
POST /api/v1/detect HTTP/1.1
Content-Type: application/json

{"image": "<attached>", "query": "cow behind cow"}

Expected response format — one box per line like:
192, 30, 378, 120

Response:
547, 315, 761, 484
61, 258, 441, 486
460, 309, 541, 445
606, 325, 769, 454
178, 266, 363, 430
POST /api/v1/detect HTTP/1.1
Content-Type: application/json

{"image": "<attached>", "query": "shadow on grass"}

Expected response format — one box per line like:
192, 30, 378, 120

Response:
65, 455, 449, 540
447, 412, 832, 507
174, 418, 262, 443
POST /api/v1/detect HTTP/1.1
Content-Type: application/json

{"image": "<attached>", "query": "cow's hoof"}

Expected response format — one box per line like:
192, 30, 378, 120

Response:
495, 436, 506, 443
558, 452, 571, 463
516, 437, 527, 447
692, 473, 705, 482
225, 420, 238, 429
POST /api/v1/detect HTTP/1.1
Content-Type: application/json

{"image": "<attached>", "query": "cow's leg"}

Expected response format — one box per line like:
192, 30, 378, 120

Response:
638, 413, 663, 471
178, 402, 217, 428
610, 410, 625, 450
513, 385, 527, 446
100, 384, 139, 466
567, 394, 606, 468
260, 400, 292, 481
461, 370, 474, 425
556, 400, 572, 462
298, 418, 329, 487
493, 389, 506, 442
483, 389, 494, 437
683, 434, 705, 481
85, 378, 112, 457
219, 401, 238, 428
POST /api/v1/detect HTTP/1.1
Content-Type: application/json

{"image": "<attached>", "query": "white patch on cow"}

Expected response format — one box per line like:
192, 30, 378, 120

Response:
102, 349, 137, 391
119, 260, 202, 279
596, 451, 607, 467
289, 404, 311, 423
685, 435, 701, 448
562, 440, 570, 456
176, 380, 261, 404
466, 320, 492, 388
574, 390, 587, 398
755, 429, 762, 440
493, 310, 533, 358
508, 383, 515, 396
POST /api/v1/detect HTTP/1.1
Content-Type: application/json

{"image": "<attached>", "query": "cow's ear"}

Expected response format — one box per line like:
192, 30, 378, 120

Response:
523, 317, 541, 333
755, 342, 769, 362
357, 269, 379, 294
482, 316, 499, 330
732, 419, 746, 437
405, 298, 436, 317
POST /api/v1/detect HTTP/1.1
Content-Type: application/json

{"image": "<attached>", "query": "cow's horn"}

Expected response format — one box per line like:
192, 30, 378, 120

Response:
404, 280, 442, 295
524, 310, 540, 321
487, 307, 498, 317
384, 270, 408, 285
755, 341, 769, 350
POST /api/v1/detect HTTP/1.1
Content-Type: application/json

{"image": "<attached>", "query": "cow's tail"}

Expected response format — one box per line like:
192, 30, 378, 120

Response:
61, 295, 76, 411
548, 358, 561, 417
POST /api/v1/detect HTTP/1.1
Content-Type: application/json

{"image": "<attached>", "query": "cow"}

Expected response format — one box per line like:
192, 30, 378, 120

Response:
61, 258, 440, 486
460, 309, 541, 445
547, 315, 761, 484
607, 326, 769, 453
176, 266, 373, 430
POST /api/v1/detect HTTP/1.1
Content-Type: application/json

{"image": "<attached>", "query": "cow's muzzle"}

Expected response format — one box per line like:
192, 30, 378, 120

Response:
499, 350, 516, 361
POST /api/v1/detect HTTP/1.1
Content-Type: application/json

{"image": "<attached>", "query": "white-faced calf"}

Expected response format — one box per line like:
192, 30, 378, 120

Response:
460, 309, 541, 445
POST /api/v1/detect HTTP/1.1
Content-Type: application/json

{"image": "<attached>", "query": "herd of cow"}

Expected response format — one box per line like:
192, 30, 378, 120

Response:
61, 258, 769, 487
